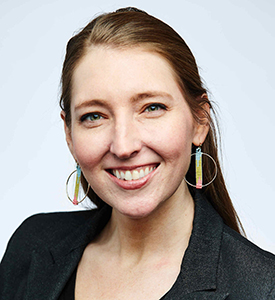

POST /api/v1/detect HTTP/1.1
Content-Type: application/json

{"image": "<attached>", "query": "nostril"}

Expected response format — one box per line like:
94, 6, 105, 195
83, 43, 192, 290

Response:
110, 125, 142, 158
130, 151, 138, 158
113, 150, 138, 160
110, 140, 141, 159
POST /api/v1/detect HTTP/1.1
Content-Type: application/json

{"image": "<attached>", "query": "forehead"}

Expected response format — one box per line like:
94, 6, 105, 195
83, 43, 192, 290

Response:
71, 46, 180, 100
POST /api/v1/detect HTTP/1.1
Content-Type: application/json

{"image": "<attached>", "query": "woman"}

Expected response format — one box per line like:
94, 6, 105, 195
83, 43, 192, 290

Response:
0, 7, 274, 299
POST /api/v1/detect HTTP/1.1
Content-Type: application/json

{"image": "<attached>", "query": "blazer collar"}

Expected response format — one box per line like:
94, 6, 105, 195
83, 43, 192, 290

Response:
26, 193, 227, 299
51, 204, 112, 261
162, 191, 228, 298
25, 205, 112, 299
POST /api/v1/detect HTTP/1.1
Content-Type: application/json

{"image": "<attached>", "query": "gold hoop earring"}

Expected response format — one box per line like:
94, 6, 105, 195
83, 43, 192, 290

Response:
184, 146, 217, 189
66, 164, 90, 205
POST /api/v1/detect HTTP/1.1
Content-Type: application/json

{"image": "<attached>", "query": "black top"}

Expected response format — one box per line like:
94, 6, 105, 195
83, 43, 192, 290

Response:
1, 192, 275, 299
59, 268, 76, 300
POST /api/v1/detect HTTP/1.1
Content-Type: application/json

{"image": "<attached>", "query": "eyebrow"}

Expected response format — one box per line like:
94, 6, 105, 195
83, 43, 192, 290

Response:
74, 99, 110, 112
131, 91, 172, 102
74, 91, 172, 112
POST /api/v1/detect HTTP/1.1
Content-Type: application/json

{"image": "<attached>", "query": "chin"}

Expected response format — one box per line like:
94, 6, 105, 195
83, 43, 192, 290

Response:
115, 199, 163, 220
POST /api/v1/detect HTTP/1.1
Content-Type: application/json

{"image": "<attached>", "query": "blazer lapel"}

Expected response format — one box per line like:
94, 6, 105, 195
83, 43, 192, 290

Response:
25, 205, 112, 300
25, 246, 82, 300
178, 291, 230, 299
23, 195, 229, 299
162, 192, 230, 299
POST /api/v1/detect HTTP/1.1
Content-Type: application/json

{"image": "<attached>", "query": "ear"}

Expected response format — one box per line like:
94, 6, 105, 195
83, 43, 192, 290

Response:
192, 100, 210, 146
60, 111, 75, 159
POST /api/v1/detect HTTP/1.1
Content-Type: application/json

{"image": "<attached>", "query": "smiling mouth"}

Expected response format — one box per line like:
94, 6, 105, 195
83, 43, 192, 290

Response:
109, 165, 159, 181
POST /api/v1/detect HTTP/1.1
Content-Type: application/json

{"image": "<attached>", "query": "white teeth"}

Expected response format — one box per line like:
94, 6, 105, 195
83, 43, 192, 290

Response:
132, 170, 139, 180
112, 166, 157, 181
144, 167, 149, 175
115, 170, 121, 179
125, 170, 132, 181
139, 169, 145, 178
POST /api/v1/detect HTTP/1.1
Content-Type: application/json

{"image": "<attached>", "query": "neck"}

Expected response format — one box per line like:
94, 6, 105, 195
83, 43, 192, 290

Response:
97, 187, 195, 265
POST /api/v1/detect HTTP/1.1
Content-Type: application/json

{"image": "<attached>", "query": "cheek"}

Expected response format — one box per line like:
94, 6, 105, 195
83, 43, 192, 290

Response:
147, 118, 194, 178
163, 129, 192, 165
71, 130, 108, 170
149, 119, 194, 157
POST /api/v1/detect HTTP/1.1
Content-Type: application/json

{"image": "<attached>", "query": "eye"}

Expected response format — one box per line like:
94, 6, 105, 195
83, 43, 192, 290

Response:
80, 113, 103, 122
144, 103, 167, 112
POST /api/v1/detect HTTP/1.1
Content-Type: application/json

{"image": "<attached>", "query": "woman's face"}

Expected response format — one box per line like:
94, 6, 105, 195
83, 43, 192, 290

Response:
63, 46, 208, 218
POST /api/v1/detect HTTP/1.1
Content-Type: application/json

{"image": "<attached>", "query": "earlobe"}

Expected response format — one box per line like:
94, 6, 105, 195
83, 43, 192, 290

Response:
192, 122, 209, 146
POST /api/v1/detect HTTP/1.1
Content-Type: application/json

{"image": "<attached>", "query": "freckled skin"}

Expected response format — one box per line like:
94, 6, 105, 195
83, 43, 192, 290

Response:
64, 46, 208, 219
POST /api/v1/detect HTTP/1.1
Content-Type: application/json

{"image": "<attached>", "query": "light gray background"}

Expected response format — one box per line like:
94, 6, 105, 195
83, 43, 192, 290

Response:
1, 0, 274, 259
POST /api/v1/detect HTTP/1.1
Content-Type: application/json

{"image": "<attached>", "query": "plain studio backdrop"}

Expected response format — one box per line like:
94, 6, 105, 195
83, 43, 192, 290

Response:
0, 0, 274, 259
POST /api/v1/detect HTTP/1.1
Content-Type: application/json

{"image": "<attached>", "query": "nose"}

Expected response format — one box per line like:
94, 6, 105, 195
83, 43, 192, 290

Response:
110, 117, 142, 160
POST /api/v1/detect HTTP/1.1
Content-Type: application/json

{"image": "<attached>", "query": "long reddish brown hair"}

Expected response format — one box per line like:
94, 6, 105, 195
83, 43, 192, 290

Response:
60, 7, 243, 234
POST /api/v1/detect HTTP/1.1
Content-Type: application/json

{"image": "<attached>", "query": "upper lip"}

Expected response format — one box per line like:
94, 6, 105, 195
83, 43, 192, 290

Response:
106, 163, 159, 171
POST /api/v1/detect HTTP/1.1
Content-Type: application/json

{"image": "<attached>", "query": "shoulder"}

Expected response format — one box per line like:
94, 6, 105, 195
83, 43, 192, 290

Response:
0, 209, 101, 268
20, 209, 97, 233
0, 209, 102, 298
222, 224, 275, 266
219, 225, 275, 297
5, 209, 99, 251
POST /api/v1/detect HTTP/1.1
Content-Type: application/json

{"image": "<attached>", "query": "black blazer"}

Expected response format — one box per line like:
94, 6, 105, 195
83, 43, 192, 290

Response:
1, 194, 275, 299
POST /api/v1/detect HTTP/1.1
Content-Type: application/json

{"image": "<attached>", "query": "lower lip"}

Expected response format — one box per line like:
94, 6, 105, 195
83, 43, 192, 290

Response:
107, 167, 158, 190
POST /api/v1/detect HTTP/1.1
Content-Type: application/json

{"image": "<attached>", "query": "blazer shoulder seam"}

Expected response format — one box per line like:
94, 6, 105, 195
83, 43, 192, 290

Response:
223, 226, 275, 262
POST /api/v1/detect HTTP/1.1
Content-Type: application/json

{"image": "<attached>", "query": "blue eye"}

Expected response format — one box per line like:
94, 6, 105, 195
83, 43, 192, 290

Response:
81, 113, 103, 122
145, 103, 166, 112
